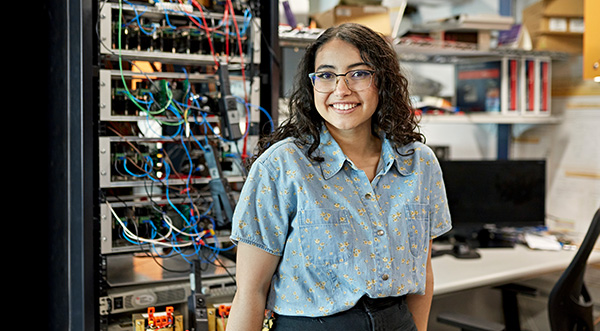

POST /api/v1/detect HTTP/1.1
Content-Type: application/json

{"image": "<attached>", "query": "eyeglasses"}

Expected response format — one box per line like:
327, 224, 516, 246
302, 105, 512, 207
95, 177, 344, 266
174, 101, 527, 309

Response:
308, 69, 375, 93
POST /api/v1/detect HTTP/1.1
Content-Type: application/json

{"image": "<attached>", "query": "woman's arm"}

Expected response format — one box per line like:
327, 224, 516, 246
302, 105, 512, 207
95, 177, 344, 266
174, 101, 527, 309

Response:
406, 239, 434, 331
226, 242, 281, 331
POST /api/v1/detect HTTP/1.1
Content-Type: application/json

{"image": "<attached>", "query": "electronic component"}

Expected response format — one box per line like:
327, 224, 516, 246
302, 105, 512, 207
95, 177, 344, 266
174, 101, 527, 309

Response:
217, 62, 242, 141
188, 260, 210, 331
204, 144, 236, 228
132, 306, 184, 331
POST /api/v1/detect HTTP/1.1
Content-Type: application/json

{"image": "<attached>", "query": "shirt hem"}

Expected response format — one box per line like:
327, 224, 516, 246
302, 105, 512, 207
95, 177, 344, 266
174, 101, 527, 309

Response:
230, 236, 283, 257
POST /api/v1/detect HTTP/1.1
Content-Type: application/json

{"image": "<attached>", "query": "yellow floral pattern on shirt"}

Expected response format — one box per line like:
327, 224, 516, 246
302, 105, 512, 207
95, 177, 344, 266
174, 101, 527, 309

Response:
231, 129, 452, 317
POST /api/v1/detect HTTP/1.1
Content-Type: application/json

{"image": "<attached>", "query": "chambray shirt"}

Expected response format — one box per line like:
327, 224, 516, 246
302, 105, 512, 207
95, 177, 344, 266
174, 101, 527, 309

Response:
230, 128, 452, 317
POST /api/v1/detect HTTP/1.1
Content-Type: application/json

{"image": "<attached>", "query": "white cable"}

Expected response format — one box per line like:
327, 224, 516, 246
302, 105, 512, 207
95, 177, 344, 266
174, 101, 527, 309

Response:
107, 201, 194, 248
163, 213, 207, 237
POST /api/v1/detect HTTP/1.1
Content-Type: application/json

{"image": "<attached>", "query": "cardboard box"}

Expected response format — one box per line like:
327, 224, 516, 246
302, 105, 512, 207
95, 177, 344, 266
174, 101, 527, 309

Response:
544, 17, 584, 33
522, 1, 544, 37
535, 34, 583, 54
542, 0, 583, 18
311, 5, 391, 36
522, 1, 583, 53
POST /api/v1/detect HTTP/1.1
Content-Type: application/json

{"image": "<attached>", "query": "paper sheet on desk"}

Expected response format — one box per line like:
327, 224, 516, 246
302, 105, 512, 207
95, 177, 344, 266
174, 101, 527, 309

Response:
524, 233, 562, 251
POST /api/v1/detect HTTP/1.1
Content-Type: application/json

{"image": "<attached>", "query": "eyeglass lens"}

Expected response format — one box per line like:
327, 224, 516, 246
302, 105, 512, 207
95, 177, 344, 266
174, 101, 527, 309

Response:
310, 70, 373, 92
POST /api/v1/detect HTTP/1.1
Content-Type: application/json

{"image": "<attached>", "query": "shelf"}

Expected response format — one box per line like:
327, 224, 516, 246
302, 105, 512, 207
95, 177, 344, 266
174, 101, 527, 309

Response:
101, 176, 246, 189
419, 113, 562, 124
394, 38, 571, 62
106, 69, 248, 80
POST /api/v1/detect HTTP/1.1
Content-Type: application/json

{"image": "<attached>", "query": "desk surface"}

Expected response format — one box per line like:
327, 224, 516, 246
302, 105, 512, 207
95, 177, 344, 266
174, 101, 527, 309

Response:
432, 244, 600, 296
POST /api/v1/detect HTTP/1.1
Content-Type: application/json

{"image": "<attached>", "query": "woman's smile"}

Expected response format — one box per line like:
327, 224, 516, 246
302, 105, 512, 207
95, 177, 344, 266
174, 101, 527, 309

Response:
330, 102, 360, 113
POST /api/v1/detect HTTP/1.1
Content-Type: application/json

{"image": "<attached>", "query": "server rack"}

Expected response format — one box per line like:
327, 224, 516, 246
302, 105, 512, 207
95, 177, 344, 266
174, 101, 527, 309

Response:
46, 0, 279, 330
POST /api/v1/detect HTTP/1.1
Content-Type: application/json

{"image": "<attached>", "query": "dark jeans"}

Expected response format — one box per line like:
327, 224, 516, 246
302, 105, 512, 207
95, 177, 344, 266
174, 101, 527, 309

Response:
270, 296, 418, 331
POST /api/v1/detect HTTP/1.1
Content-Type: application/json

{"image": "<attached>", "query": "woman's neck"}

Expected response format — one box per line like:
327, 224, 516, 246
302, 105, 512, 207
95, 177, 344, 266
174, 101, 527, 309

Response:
326, 124, 382, 181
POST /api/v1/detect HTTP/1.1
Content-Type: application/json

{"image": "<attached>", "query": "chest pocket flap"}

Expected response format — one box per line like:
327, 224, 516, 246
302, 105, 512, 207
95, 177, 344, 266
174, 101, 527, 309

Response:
298, 209, 354, 266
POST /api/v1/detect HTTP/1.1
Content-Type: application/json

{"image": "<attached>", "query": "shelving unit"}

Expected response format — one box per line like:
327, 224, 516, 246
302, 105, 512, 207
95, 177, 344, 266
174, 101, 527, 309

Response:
419, 112, 562, 124
279, 30, 567, 159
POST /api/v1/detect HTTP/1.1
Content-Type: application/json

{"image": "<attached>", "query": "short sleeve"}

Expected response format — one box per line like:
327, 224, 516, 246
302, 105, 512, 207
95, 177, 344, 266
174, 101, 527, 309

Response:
230, 160, 293, 256
428, 155, 452, 239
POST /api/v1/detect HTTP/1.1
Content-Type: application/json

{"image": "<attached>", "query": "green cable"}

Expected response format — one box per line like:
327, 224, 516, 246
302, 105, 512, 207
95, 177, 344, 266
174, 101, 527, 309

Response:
117, 0, 184, 127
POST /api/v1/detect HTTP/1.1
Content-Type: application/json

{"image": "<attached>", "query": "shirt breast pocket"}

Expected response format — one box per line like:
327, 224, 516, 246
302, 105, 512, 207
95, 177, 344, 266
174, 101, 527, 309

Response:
405, 203, 430, 257
298, 209, 353, 266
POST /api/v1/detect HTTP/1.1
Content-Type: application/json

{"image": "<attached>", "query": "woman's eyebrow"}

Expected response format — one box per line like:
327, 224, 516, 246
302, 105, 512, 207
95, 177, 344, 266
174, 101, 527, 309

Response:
315, 62, 370, 72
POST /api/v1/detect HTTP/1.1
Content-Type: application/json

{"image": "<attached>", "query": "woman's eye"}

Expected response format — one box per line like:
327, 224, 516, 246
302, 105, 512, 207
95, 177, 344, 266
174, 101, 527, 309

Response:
317, 72, 335, 80
351, 70, 369, 78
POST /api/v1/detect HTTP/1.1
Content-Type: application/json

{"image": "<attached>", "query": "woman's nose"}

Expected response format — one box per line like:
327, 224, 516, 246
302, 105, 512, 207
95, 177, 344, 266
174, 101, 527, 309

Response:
333, 77, 352, 96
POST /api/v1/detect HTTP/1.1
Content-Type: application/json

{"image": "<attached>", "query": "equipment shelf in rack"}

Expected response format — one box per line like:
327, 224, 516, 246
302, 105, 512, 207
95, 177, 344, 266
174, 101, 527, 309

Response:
99, 1, 260, 66
98, 69, 260, 122
98, 136, 245, 188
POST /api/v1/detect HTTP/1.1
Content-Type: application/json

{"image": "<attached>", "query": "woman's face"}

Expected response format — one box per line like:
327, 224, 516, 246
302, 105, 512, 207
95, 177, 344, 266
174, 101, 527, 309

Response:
312, 38, 379, 136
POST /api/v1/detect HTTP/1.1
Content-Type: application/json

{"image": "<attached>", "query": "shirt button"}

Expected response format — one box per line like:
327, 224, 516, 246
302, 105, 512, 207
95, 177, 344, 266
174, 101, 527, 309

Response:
377, 229, 385, 236
382, 274, 389, 281
365, 193, 372, 199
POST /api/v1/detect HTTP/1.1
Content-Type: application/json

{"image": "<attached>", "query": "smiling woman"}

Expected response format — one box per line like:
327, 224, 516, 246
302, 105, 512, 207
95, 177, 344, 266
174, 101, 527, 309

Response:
225, 23, 452, 331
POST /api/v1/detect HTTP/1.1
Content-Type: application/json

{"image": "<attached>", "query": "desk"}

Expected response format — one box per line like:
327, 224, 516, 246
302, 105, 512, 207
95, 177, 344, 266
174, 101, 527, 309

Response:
432, 244, 600, 296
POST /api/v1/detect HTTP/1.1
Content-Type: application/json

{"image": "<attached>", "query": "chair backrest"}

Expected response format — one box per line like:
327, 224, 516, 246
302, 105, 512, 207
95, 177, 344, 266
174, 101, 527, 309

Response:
548, 207, 600, 331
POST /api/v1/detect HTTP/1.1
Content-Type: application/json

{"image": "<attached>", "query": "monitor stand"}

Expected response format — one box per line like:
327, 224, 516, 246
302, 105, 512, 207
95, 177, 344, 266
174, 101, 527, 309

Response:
431, 241, 481, 259
450, 242, 481, 259
476, 228, 516, 248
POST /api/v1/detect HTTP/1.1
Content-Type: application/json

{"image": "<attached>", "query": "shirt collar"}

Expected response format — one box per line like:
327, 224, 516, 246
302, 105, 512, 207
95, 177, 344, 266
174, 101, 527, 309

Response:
389, 140, 417, 177
317, 128, 415, 179
318, 128, 347, 180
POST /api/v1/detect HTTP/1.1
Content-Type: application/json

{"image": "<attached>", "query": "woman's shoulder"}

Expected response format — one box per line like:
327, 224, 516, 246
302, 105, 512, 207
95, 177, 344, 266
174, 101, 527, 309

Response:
395, 140, 435, 158
254, 137, 306, 165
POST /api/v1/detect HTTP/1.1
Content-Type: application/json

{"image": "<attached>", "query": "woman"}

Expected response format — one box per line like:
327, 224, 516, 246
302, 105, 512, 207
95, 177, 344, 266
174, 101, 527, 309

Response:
226, 23, 452, 331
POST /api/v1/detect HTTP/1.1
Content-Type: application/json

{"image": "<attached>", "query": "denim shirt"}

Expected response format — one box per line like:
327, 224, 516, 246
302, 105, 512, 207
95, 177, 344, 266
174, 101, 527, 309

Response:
230, 128, 452, 317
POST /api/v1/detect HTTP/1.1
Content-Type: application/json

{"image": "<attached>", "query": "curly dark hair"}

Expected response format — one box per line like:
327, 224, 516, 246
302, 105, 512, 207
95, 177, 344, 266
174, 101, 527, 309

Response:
248, 22, 423, 167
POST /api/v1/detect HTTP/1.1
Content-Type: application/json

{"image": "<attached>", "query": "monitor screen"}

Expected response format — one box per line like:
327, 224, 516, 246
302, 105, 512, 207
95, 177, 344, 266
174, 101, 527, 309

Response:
439, 160, 546, 238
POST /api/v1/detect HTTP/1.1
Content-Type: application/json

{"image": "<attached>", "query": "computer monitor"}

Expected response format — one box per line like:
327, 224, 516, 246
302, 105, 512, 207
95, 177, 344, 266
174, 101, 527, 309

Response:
438, 159, 546, 248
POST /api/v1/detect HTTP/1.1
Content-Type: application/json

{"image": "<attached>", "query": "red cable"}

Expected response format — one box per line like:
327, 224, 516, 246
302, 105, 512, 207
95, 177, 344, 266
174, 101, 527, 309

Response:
190, 0, 220, 67
226, 0, 250, 159
224, 1, 230, 63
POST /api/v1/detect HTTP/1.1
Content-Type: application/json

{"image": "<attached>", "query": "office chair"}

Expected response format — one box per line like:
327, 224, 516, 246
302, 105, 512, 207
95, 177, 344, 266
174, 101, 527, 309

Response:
547, 207, 600, 330
437, 207, 600, 331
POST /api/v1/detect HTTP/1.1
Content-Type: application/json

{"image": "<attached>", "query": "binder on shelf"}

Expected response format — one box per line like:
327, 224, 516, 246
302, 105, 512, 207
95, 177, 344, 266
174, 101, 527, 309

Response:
538, 57, 551, 116
455, 55, 551, 117
455, 59, 502, 113
520, 57, 552, 116
501, 57, 521, 115
521, 57, 538, 116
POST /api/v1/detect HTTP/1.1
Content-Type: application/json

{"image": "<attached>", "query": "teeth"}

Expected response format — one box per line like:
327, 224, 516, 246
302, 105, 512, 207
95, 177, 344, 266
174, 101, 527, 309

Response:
331, 103, 357, 110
